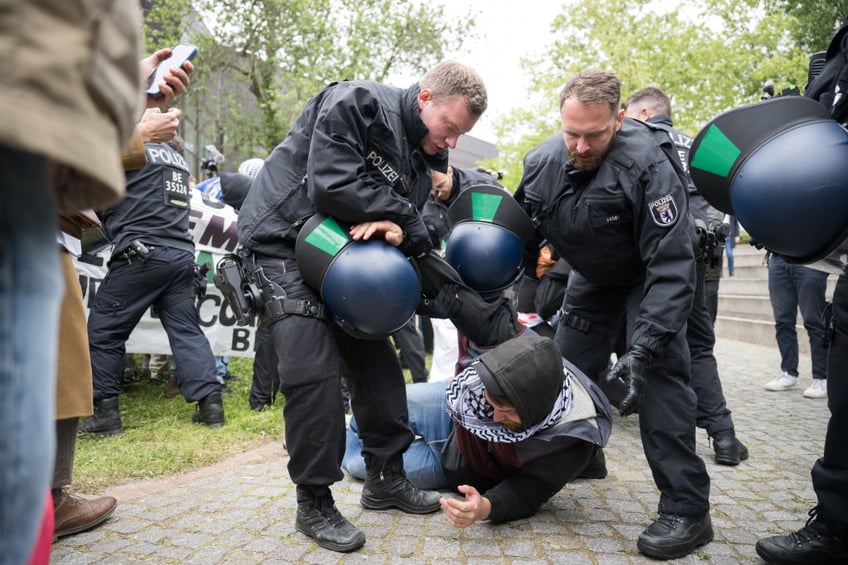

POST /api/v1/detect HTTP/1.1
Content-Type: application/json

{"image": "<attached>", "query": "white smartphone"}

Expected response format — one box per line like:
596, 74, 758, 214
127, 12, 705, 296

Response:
145, 44, 198, 97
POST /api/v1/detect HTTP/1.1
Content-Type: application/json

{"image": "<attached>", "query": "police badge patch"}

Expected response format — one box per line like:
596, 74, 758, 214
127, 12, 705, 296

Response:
648, 194, 678, 227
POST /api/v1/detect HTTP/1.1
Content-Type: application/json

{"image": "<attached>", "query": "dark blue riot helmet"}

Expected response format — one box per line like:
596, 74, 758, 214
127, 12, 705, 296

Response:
295, 213, 421, 339
444, 183, 535, 294
689, 96, 848, 274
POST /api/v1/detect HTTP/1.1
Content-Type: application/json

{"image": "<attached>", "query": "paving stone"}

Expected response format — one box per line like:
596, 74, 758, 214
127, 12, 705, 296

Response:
52, 339, 830, 563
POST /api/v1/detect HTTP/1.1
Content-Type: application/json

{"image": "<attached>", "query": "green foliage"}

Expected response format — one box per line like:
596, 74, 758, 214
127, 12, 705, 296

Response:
487, 0, 818, 184
766, 0, 848, 52
143, 0, 470, 166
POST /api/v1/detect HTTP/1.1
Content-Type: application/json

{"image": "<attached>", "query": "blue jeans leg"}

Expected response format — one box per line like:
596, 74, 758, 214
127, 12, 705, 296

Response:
795, 266, 828, 381
0, 147, 61, 563
343, 381, 452, 489
768, 255, 800, 376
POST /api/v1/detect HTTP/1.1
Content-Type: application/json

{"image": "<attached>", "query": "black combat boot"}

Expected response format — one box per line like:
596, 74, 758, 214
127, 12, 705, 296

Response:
295, 486, 365, 552
360, 455, 441, 514
191, 391, 224, 428
756, 506, 848, 564
79, 396, 122, 436
711, 428, 749, 466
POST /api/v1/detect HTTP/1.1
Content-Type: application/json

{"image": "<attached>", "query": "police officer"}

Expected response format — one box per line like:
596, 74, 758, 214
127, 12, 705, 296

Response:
422, 165, 504, 249
754, 17, 848, 563
623, 87, 749, 466
514, 69, 712, 560
81, 131, 225, 436
236, 61, 488, 553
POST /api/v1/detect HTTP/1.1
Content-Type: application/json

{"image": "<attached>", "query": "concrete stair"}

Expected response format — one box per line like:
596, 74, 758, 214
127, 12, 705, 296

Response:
714, 244, 835, 354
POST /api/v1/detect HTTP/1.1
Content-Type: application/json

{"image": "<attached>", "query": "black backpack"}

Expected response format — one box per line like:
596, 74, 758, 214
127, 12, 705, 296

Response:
805, 18, 848, 125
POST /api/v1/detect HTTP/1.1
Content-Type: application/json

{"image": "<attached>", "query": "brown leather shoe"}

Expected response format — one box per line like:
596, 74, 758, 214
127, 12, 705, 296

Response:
52, 489, 117, 541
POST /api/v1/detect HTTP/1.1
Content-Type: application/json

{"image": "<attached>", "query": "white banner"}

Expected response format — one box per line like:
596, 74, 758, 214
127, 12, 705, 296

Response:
73, 189, 259, 357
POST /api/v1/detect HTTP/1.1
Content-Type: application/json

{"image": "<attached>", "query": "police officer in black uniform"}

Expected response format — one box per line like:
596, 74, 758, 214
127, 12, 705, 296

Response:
81, 135, 225, 435
236, 61, 488, 553
623, 87, 749, 466
753, 18, 848, 563
514, 69, 712, 560
422, 165, 504, 249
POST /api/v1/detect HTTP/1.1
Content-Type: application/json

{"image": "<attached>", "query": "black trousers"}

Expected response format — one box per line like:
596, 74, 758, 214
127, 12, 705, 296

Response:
393, 317, 428, 383
688, 258, 734, 435
248, 325, 280, 409
556, 271, 710, 517
88, 247, 220, 403
813, 274, 848, 531
257, 253, 414, 487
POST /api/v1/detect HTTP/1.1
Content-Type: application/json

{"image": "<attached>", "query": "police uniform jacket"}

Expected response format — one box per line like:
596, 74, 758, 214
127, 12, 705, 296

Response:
238, 80, 447, 258
422, 166, 503, 246
514, 118, 695, 355
98, 142, 195, 256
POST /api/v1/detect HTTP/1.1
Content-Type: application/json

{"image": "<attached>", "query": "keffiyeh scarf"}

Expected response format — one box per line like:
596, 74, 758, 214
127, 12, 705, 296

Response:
445, 364, 572, 443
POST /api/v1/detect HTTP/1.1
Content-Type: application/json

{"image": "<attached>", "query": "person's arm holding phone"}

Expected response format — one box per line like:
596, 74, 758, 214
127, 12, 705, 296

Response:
140, 47, 194, 108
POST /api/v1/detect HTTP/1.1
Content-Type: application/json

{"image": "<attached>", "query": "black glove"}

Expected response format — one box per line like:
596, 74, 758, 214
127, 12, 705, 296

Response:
398, 215, 433, 257
605, 344, 653, 417
418, 283, 462, 319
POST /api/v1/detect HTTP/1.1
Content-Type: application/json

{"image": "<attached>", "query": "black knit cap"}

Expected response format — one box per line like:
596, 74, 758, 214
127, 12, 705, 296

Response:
476, 335, 564, 426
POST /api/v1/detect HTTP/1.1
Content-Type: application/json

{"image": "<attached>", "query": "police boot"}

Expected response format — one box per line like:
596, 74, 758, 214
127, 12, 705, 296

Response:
360, 455, 441, 514
711, 428, 749, 466
79, 396, 122, 437
295, 486, 365, 552
191, 391, 225, 428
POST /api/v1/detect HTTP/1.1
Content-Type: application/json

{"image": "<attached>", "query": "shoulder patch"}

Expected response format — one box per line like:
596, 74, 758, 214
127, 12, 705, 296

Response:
648, 194, 679, 227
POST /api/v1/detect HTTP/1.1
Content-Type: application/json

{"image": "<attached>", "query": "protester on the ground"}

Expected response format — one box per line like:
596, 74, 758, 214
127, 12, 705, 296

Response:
343, 334, 611, 527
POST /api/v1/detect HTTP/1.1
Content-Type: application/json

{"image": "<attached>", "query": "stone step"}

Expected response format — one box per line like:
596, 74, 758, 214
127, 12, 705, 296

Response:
714, 244, 836, 350
714, 315, 815, 355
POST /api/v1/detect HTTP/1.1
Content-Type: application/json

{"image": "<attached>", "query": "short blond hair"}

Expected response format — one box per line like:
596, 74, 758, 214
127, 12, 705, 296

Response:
420, 60, 488, 117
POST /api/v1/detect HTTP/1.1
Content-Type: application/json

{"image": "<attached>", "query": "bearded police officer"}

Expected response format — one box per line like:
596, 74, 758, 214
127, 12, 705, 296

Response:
514, 69, 712, 560
236, 61, 488, 552
623, 87, 749, 466
82, 132, 225, 435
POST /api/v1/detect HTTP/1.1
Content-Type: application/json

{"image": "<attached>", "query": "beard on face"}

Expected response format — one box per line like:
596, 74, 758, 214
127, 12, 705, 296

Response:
568, 129, 617, 171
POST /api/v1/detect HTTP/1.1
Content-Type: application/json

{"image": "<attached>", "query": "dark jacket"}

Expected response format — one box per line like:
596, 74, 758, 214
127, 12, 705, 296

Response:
514, 118, 696, 354
444, 355, 611, 523
99, 142, 195, 256
237, 80, 447, 258
422, 166, 503, 247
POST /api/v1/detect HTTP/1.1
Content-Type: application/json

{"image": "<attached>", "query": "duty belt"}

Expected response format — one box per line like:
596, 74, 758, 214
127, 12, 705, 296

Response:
113, 241, 155, 263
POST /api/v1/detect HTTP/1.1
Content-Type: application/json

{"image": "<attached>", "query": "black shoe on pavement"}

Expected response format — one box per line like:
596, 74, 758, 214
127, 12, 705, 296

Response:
295, 486, 365, 552
79, 396, 122, 436
637, 512, 713, 560
191, 391, 225, 428
361, 456, 441, 514
711, 428, 749, 466
756, 506, 848, 564
577, 446, 608, 479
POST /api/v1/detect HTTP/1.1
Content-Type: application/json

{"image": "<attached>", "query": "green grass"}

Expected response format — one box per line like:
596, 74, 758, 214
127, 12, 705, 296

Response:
73, 353, 425, 493
73, 356, 282, 492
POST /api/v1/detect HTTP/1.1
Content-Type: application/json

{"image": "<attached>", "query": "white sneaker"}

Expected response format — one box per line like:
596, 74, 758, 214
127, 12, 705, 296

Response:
803, 379, 828, 399
765, 372, 799, 391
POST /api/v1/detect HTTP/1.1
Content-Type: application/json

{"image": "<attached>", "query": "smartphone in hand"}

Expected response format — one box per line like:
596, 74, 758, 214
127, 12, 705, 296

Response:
145, 44, 198, 97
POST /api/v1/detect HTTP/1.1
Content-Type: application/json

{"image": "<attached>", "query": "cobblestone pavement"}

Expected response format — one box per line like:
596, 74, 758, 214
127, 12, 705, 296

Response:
52, 338, 830, 564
